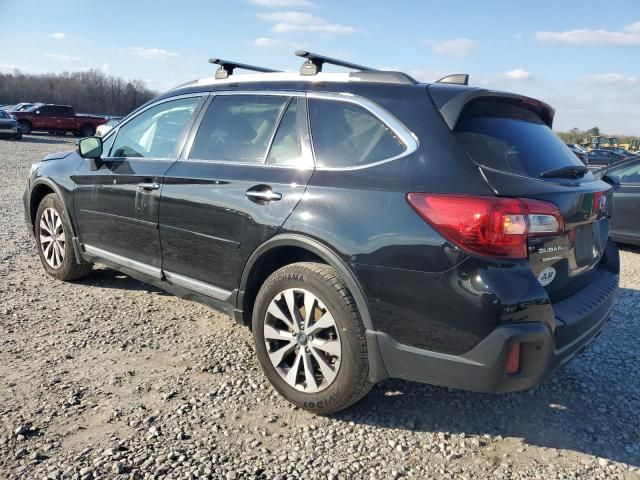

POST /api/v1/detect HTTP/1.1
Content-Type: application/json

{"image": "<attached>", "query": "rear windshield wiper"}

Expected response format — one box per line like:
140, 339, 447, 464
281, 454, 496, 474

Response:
539, 165, 589, 179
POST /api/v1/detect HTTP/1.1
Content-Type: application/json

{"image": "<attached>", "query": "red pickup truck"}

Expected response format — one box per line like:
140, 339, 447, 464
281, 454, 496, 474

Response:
11, 104, 108, 136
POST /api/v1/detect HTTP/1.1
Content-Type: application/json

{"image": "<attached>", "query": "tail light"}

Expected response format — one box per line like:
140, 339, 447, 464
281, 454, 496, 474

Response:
505, 342, 521, 374
406, 194, 564, 259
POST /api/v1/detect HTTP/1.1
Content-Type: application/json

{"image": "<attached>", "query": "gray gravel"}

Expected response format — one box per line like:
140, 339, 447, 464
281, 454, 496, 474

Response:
0, 135, 639, 479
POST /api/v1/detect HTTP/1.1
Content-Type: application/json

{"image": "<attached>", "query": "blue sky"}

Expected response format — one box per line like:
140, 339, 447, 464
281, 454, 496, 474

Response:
1, 0, 639, 134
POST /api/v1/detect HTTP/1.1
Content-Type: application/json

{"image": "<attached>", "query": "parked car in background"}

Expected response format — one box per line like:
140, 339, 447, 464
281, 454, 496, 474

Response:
597, 157, 640, 245
566, 143, 588, 164
0, 109, 22, 140
604, 146, 636, 157
22, 52, 619, 414
11, 104, 107, 136
95, 117, 122, 137
586, 148, 627, 168
8, 102, 40, 112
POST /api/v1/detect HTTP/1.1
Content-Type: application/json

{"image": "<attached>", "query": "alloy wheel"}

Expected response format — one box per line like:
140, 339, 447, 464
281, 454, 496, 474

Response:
263, 288, 342, 393
39, 207, 66, 269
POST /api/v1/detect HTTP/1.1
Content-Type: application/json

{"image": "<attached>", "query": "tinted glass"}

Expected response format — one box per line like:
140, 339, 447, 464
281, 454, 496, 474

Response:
608, 160, 640, 183
38, 106, 52, 115
110, 97, 200, 158
0, 111, 8, 119
266, 99, 304, 166
190, 95, 288, 163
455, 99, 586, 178
309, 99, 406, 168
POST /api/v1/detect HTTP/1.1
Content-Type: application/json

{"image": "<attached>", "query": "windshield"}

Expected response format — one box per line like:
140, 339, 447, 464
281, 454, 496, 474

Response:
455, 98, 590, 179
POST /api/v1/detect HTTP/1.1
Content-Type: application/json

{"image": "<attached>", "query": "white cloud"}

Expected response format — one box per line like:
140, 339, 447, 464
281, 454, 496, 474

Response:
501, 68, 532, 80
427, 38, 476, 57
125, 47, 181, 60
585, 73, 638, 85
253, 37, 304, 49
257, 11, 356, 34
249, 0, 314, 7
536, 21, 640, 45
50, 32, 66, 39
44, 54, 81, 62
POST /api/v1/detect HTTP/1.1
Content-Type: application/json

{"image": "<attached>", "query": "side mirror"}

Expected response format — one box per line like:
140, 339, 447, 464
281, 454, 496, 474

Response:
78, 136, 103, 159
35, 110, 40, 115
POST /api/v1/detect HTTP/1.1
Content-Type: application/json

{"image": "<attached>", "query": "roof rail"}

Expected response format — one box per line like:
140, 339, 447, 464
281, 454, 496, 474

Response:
435, 74, 469, 86
208, 58, 281, 80
295, 50, 377, 76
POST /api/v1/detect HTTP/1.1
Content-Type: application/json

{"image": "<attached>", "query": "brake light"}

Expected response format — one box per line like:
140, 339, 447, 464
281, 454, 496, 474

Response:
406, 194, 564, 259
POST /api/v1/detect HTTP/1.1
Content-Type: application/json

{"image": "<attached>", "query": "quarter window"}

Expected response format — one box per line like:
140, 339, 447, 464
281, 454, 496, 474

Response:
608, 161, 640, 184
110, 97, 200, 159
308, 98, 407, 168
189, 95, 289, 163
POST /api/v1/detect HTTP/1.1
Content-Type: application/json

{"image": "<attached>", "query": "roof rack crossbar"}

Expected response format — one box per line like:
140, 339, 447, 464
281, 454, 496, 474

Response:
209, 58, 281, 79
295, 50, 377, 76
435, 74, 469, 86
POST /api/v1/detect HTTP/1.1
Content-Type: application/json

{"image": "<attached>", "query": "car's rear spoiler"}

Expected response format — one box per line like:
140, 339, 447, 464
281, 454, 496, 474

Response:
427, 83, 555, 130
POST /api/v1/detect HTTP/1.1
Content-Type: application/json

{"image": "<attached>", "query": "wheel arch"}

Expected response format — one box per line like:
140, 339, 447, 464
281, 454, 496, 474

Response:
238, 234, 374, 331
238, 233, 388, 382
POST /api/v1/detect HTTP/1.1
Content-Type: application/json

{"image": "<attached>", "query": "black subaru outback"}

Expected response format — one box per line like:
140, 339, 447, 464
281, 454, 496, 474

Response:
23, 51, 619, 414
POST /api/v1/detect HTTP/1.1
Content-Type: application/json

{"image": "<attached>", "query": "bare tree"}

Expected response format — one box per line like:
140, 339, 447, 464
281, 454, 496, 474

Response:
0, 69, 157, 116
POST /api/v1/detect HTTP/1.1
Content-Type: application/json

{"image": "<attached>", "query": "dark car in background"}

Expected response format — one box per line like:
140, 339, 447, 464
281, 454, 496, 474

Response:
598, 157, 640, 245
0, 109, 22, 140
22, 52, 619, 413
566, 143, 588, 164
11, 104, 107, 136
587, 148, 627, 168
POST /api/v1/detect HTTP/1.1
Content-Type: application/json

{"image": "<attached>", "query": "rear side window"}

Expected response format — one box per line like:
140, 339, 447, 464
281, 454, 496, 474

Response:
190, 95, 289, 163
455, 99, 585, 178
266, 99, 304, 166
608, 160, 640, 184
309, 99, 406, 168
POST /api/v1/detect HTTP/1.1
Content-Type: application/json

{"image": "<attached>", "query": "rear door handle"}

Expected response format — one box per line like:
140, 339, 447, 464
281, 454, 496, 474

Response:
137, 182, 160, 191
245, 187, 282, 203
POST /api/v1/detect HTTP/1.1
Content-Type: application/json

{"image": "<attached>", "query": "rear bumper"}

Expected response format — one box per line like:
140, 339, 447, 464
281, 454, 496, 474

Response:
372, 241, 619, 393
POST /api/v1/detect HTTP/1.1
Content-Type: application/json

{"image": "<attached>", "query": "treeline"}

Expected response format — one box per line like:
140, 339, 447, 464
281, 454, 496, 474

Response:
0, 70, 158, 116
557, 126, 639, 145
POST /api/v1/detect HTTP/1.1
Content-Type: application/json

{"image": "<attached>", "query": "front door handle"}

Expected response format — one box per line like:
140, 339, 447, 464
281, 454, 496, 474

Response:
245, 186, 282, 203
137, 182, 160, 191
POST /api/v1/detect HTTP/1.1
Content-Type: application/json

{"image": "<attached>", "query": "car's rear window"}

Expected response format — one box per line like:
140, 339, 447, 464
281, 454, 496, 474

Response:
455, 98, 585, 178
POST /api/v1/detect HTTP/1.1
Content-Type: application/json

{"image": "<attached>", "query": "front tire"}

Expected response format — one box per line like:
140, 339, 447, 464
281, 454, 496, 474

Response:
35, 193, 93, 281
252, 262, 372, 414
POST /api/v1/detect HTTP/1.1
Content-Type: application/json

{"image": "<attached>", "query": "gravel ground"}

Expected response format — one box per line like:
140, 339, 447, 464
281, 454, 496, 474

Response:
0, 135, 639, 480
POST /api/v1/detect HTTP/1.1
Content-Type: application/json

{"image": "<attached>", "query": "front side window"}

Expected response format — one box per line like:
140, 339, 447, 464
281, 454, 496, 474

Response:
309, 99, 406, 168
189, 95, 289, 163
110, 97, 201, 159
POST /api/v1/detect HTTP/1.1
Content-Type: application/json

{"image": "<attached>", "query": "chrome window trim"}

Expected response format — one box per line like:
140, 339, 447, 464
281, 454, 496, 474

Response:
306, 91, 419, 171
84, 244, 162, 279
164, 271, 232, 302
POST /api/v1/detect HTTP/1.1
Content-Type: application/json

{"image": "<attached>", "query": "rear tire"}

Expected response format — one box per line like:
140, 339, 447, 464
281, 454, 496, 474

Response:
35, 193, 93, 281
252, 262, 373, 414
14, 131, 22, 140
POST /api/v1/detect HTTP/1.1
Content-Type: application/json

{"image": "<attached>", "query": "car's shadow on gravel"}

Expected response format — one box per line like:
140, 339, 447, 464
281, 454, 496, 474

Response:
337, 287, 640, 466
79, 268, 168, 294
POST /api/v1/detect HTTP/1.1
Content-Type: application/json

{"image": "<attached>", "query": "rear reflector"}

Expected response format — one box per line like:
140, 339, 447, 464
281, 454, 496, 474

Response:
505, 342, 521, 375
406, 194, 564, 259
